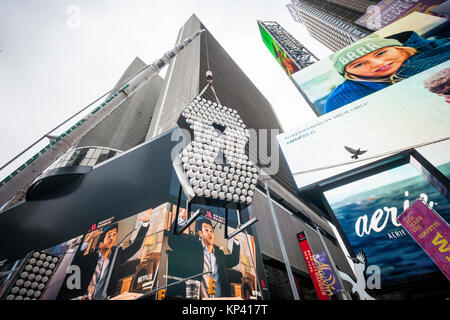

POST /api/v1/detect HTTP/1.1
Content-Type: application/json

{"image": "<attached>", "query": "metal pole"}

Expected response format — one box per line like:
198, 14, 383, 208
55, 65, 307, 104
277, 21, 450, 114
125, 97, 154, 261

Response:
0, 29, 205, 206
314, 225, 351, 300
263, 179, 300, 300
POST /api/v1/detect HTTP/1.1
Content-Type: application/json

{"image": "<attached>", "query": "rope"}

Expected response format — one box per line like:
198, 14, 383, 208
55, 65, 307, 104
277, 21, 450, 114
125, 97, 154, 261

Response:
198, 82, 211, 97
205, 30, 210, 71
210, 84, 221, 106
201, 30, 221, 105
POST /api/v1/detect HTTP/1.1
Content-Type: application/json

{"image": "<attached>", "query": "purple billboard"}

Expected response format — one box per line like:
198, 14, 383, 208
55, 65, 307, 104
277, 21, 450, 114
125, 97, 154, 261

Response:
398, 199, 450, 280
356, 0, 447, 31
313, 252, 342, 296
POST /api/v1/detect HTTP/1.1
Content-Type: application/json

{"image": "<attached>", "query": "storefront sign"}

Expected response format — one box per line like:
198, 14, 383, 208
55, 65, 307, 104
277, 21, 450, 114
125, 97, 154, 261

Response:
313, 252, 342, 296
398, 199, 450, 280
297, 232, 329, 300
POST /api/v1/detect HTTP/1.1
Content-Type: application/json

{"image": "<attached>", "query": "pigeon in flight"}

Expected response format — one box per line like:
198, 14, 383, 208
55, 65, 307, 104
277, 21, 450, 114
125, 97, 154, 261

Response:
345, 146, 367, 159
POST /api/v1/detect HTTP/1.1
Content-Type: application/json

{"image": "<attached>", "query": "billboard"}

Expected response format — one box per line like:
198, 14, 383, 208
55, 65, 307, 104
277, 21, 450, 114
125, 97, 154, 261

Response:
313, 252, 342, 296
324, 162, 450, 287
258, 22, 300, 77
296, 232, 329, 300
355, 0, 448, 31
0, 202, 264, 300
287, 1, 303, 24
398, 199, 450, 280
277, 12, 450, 189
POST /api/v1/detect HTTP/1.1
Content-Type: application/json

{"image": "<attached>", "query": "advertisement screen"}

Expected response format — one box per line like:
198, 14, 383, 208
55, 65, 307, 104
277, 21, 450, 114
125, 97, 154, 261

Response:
355, 0, 447, 31
398, 199, 450, 280
1, 202, 264, 300
292, 12, 449, 116
313, 252, 342, 296
258, 22, 300, 77
324, 162, 450, 287
296, 232, 329, 300
277, 12, 450, 189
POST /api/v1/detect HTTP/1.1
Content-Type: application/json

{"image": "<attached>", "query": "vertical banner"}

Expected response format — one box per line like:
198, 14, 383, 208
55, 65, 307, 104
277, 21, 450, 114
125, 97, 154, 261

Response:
313, 252, 342, 296
398, 199, 450, 280
296, 232, 329, 300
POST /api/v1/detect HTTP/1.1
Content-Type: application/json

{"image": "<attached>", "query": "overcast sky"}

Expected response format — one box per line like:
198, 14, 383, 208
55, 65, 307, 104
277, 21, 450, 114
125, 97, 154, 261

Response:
0, 0, 332, 181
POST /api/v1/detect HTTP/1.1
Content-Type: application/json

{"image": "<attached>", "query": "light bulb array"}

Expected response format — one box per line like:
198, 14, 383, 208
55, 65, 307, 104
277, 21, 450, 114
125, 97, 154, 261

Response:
179, 96, 258, 205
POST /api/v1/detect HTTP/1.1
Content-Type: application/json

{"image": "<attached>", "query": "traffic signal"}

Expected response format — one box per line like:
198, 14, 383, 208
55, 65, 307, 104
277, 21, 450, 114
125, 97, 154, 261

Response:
208, 277, 216, 296
157, 289, 166, 300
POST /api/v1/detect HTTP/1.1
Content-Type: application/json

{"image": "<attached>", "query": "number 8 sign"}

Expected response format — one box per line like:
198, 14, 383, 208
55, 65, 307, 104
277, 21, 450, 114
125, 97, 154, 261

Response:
174, 96, 258, 209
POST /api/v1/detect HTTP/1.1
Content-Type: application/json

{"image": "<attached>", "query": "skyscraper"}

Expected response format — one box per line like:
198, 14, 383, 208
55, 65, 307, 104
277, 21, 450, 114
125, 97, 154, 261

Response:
290, 0, 381, 51
0, 58, 164, 211
146, 14, 354, 299
0, 14, 355, 300
75, 57, 163, 152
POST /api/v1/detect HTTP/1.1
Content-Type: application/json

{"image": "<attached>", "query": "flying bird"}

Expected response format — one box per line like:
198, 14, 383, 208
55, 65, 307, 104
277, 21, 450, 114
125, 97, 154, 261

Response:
344, 146, 367, 159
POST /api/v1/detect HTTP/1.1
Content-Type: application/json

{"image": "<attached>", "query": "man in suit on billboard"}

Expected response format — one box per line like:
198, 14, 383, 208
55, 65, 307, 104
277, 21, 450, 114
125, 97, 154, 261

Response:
57, 211, 151, 300
168, 216, 240, 299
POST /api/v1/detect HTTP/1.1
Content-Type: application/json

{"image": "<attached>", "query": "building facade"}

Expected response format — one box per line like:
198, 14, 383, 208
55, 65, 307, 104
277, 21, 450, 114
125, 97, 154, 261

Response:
146, 14, 355, 299
290, 0, 380, 51
0, 14, 356, 300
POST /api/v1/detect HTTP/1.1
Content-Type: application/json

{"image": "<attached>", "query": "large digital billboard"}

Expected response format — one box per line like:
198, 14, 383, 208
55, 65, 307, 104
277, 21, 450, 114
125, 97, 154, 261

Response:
355, 0, 448, 31
324, 162, 450, 287
258, 21, 300, 77
277, 12, 450, 189
0, 202, 264, 300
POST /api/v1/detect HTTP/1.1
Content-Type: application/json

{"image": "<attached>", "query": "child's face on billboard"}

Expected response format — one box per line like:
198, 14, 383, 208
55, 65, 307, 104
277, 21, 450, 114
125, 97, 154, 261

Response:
345, 47, 409, 78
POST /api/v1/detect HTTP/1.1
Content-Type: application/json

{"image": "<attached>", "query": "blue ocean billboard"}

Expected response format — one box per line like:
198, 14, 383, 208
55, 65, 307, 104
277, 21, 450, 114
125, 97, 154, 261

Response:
324, 163, 450, 287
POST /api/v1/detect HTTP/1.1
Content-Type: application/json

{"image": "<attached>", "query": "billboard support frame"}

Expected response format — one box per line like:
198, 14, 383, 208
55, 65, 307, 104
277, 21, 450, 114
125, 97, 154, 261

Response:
410, 150, 450, 201
262, 178, 300, 300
